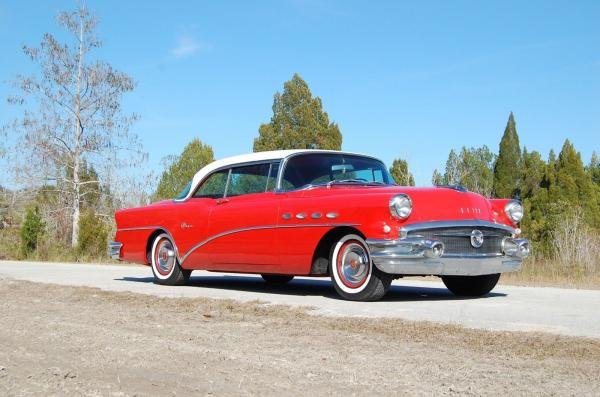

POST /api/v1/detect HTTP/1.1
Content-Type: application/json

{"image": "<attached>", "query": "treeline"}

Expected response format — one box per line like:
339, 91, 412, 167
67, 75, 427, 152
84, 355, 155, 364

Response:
433, 113, 600, 270
0, 161, 117, 260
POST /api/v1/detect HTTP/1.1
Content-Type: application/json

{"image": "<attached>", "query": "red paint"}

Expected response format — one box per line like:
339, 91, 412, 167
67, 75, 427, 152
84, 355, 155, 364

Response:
113, 184, 518, 276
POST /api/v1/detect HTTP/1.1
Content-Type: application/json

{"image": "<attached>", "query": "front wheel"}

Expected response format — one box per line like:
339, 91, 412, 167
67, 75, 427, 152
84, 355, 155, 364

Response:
330, 234, 391, 301
441, 273, 500, 296
150, 233, 190, 286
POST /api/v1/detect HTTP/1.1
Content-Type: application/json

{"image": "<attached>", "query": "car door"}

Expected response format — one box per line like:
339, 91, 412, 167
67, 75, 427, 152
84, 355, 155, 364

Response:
173, 169, 228, 269
204, 162, 282, 272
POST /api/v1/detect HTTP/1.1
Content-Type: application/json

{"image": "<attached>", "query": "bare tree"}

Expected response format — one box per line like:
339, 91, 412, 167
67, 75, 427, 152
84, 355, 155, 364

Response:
4, 6, 145, 247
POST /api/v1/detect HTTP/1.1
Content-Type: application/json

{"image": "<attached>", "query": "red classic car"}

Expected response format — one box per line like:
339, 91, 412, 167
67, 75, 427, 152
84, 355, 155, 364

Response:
110, 150, 529, 301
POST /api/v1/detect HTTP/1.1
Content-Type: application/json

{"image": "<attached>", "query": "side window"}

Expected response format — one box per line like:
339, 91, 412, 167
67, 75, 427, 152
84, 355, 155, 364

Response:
227, 163, 271, 197
193, 169, 229, 198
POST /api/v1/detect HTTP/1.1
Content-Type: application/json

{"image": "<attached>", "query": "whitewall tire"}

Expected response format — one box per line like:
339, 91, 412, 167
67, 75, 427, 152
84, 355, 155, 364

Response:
150, 233, 190, 286
330, 234, 391, 301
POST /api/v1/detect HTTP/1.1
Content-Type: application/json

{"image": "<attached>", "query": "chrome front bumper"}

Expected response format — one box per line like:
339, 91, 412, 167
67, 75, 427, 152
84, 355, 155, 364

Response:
108, 241, 123, 260
366, 237, 529, 276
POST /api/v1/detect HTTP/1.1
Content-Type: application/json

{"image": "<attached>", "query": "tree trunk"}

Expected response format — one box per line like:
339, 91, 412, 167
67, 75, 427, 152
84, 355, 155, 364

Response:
70, 17, 84, 248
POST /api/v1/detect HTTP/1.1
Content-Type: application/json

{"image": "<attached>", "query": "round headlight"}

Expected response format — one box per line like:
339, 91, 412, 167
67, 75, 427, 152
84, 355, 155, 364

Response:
389, 194, 412, 219
505, 201, 523, 223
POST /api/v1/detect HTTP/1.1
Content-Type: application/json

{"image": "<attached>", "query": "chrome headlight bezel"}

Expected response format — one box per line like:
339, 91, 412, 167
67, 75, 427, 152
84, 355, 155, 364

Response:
505, 200, 524, 223
389, 194, 412, 219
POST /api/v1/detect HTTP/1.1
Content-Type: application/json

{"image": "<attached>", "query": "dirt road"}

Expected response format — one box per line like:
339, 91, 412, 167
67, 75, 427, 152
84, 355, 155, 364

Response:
1, 261, 600, 338
1, 279, 599, 396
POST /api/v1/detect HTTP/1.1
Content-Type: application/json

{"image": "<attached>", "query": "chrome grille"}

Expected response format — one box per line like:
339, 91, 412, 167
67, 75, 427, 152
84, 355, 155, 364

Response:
407, 226, 510, 256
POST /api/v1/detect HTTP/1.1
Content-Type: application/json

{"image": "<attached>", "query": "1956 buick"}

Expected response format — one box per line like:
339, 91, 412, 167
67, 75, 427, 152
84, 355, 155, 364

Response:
109, 150, 529, 301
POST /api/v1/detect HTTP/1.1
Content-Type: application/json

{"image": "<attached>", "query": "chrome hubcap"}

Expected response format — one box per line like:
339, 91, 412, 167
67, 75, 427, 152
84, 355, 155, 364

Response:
339, 242, 370, 287
155, 239, 175, 275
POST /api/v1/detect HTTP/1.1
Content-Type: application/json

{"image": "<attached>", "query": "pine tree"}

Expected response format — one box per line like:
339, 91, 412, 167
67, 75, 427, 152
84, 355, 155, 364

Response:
520, 148, 546, 199
553, 140, 600, 226
253, 74, 342, 151
444, 149, 461, 185
20, 206, 45, 257
493, 112, 521, 198
431, 169, 444, 186
588, 151, 600, 186
154, 139, 214, 200
437, 146, 495, 196
389, 158, 415, 186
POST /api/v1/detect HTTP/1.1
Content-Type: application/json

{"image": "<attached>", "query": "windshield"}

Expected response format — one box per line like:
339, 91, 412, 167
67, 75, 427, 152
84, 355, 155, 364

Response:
281, 153, 393, 190
175, 181, 192, 200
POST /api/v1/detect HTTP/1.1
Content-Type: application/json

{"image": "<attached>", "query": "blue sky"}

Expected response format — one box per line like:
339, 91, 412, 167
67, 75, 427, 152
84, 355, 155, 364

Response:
1, 0, 599, 187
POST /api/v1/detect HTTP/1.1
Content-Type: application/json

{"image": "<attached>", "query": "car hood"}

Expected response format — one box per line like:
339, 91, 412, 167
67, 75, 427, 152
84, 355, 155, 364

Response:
297, 185, 497, 223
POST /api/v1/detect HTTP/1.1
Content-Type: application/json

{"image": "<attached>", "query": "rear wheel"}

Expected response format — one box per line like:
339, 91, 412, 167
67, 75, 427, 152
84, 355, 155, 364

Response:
330, 234, 391, 301
150, 233, 190, 286
261, 274, 294, 286
442, 273, 500, 296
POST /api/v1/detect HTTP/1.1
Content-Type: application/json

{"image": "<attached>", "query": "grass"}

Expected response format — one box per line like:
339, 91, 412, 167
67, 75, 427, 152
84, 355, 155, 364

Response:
500, 257, 600, 289
0, 226, 109, 263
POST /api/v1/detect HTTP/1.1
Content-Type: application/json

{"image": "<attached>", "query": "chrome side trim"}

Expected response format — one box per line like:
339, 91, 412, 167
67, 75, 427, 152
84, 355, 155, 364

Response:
117, 225, 163, 232
400, 220, 516, 234
117, 226, 183, 264
179, 223, 359, 264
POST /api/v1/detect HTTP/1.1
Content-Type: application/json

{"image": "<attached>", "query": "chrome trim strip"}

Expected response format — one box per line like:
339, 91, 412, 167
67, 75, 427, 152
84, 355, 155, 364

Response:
180, 223, 359, 264
431, 231, 504, 238
117, 226, 183, 264
117, 226, 163, 232
442, 252, 503, 258
400, 220, 516, 234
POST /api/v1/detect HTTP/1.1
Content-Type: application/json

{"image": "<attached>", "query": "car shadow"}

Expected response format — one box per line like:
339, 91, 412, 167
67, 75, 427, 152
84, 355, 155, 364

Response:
116, 274, 506, 302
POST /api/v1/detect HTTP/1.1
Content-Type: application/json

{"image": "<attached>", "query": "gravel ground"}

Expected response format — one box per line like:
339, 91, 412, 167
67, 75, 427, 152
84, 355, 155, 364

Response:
1, 279, 599, 396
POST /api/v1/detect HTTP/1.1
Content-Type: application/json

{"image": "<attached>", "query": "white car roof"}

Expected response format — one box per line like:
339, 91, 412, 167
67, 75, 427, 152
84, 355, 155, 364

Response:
181, 149, 376, 200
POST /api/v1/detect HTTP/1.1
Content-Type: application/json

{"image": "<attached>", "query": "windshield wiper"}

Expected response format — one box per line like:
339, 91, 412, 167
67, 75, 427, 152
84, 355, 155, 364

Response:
298, 180, 387, 190
326, 179, 386, 186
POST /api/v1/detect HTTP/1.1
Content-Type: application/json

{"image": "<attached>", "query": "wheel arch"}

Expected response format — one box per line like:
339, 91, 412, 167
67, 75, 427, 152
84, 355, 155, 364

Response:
145, 228, 179, 265
310, 226, 366, 275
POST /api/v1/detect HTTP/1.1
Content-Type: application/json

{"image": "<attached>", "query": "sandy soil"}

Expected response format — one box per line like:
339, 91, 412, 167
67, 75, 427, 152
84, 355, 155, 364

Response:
1, 279, 599, 396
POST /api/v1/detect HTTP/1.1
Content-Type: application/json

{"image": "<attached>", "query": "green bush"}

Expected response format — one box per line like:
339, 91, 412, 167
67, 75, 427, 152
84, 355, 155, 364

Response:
77, 210, 109, 258
20, 206, 45, 257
